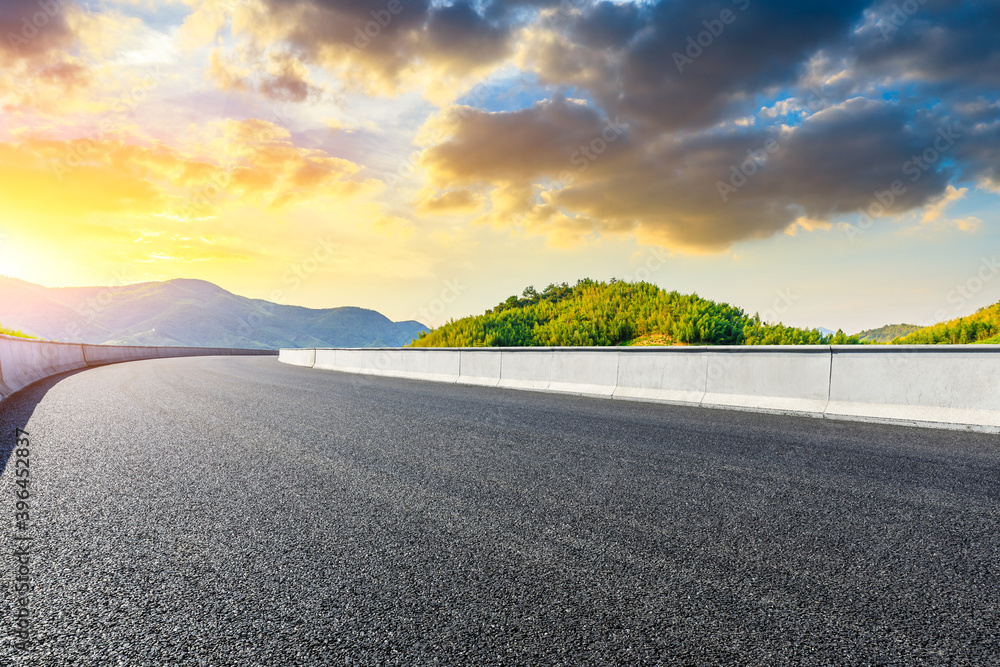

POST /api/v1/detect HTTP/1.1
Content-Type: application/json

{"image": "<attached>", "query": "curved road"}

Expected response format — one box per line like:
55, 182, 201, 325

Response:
1, 356, 999, 664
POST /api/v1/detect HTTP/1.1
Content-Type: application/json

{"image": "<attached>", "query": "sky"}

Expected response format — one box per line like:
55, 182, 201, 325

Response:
0, 0, 999, 332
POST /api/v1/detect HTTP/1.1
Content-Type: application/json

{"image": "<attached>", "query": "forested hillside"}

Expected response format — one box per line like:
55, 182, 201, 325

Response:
411, 280, 862, 347
891, 302, 1000, 344
857, 324, 921, 343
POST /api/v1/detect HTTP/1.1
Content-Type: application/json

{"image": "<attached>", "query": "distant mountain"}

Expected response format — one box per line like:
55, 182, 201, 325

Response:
0, 277, 428, 349
855, 323, 922, 343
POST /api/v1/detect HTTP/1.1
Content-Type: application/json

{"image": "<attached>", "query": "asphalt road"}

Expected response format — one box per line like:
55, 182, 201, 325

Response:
1, 356, 999, 665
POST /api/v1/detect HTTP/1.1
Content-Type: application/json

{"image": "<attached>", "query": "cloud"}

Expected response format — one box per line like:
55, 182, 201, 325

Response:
258, 52, 319, 102
207, 48, 250, 92
418, 95, 968, 250
415, 187, 483, 215
920, 185, 967, 224
227, 0, 514, 93
421, 97, 631, 185
0, 120, 377, 223
9, 0, 999, 258
0, 0, 92, 110
208, 45, 322, 102
0, 0, 77, 64
852, 0, 1000, 88
0, 2, 164, 113
522, 0, 873, 133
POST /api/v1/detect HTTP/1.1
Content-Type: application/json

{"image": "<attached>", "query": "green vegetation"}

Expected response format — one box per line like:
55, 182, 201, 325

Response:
856, 323, 921, 343
411, 279, 862, 347
0, 323, 36, 339
890, 302, 1000, 345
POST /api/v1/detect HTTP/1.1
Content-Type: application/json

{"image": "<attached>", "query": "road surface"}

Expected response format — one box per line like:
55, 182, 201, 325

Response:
1, 356, 998, 664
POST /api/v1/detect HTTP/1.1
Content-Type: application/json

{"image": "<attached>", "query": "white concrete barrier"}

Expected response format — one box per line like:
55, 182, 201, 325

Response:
613, 347, 708, 404
312, 348, 338, 371
825, 346, 1000, 430
282, 345, 1000, 432
0, 334, 276, 402
701, 347, 832, 415
0, 337, 87, 396
279, 348, 316, 367
458, 349, 502, 387
397, 349, 461, 383
498, 348, 554, 391
316, 349, 403, 375
547, 348, 619, 397
313, 348, 460, 382
83, 345, 133, 365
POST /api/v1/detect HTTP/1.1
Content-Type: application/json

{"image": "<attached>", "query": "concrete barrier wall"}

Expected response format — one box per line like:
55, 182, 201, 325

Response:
458, 350, 502, 387
278, 348, 316, 367
0, 337, 87, 396
0, 334, 277, 402
702, 347, 832, 414
826, 346, 1000, 429
398, 349, 461, 383
498, 348, 554, 392
281, 345, 1000, 433
613, 347, 707, 404
548, 349, 619, 397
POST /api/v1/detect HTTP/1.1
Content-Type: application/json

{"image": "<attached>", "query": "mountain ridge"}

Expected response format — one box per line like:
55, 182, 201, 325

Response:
0, 277, 427, 349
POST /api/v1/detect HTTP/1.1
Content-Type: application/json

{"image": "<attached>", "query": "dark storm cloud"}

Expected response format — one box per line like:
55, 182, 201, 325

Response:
423, 97, 961, 248
852, 0, 1000, 87
257, 0, 516, 82
249, 0, 999, 248
0, 0, 76, 63
542, 0, 872, 132
567, 1, 643, 50
424, 1, 510, 70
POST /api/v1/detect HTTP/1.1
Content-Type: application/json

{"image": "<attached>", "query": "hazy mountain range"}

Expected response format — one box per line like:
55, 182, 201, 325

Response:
0, 277, 428, 349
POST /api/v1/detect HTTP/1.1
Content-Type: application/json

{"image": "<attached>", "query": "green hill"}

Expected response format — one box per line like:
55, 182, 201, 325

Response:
411, 280, 862, 347
891, 302, 1000, 345
856, 324, 921, 343
0, 323, 35, 339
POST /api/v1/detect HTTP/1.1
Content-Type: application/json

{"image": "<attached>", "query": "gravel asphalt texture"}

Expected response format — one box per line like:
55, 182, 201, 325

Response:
1, 355, 999, 665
